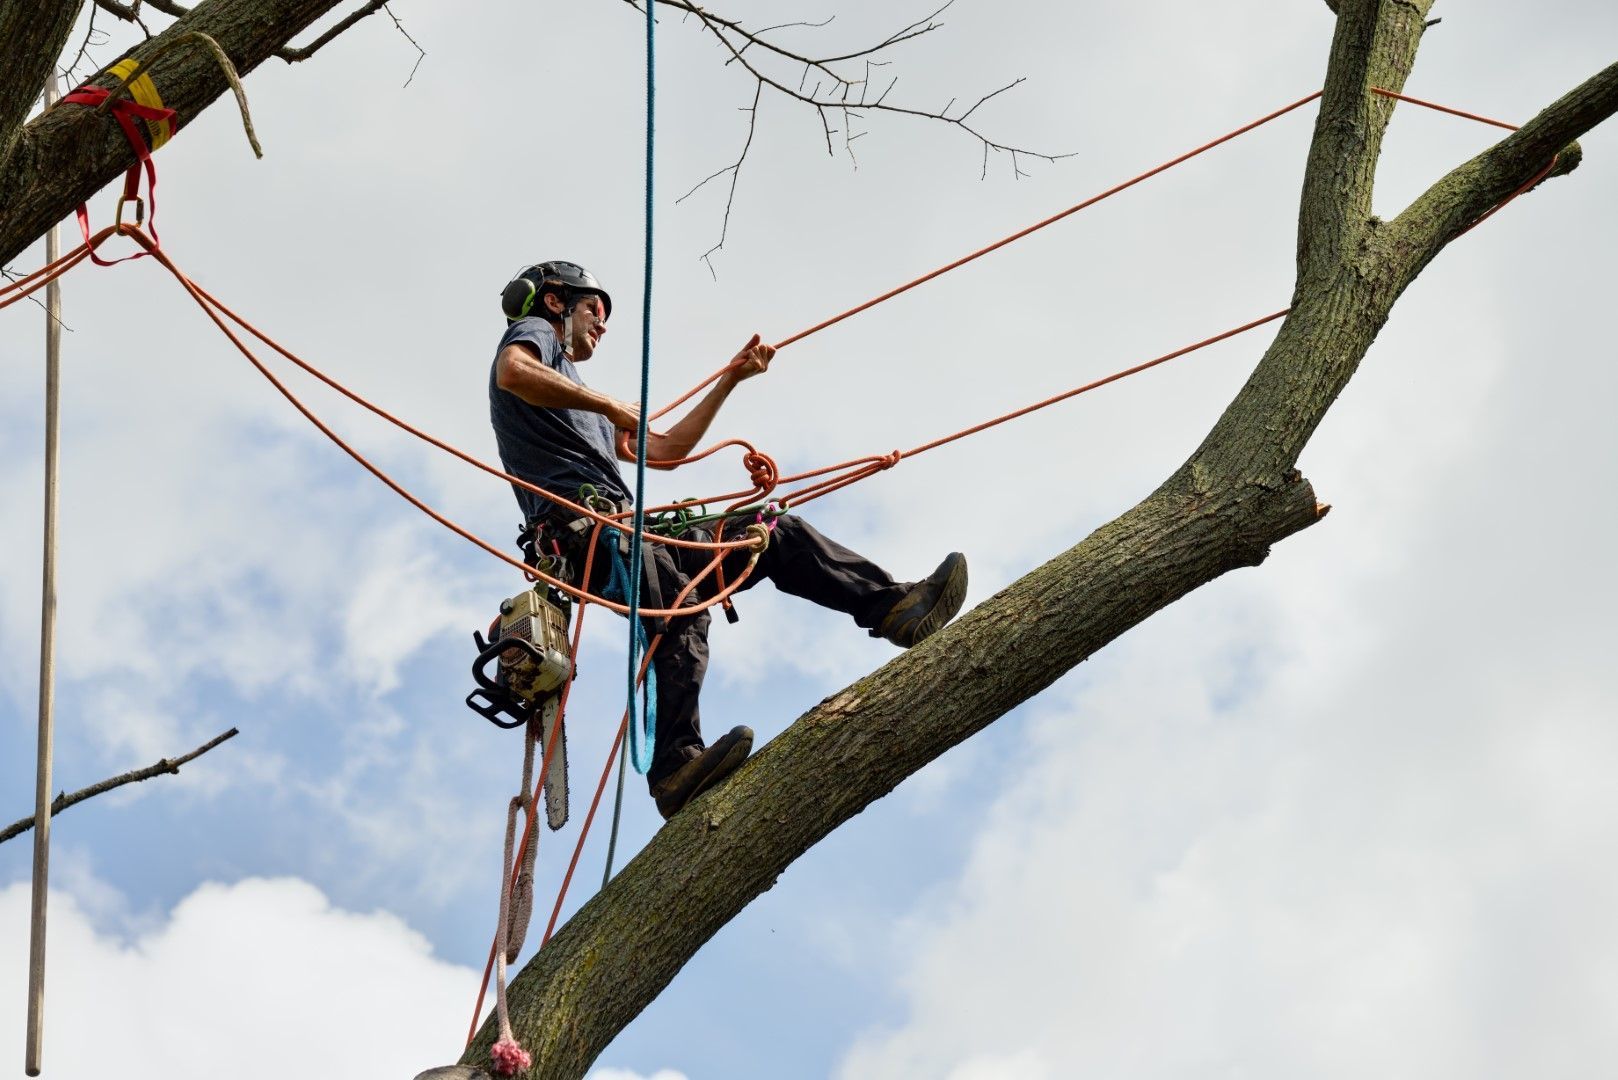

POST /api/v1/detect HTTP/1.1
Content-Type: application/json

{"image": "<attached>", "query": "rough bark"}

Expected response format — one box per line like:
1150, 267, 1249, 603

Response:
462, 3, 1618, 1076
0, 0, 85, 176
0, 0, 349, 266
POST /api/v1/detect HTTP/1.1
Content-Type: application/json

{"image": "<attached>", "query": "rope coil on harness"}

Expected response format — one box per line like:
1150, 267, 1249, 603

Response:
601, 526, 658, 774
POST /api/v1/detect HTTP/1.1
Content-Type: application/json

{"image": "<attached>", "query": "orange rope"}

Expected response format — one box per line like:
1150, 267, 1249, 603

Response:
465, 521, 602, 1046
62, 226, 767, 618
773, 92, 1326, 351
4, 89, 1561, 1050
1370, 86, 1519, 131
628, 85, 1550, 494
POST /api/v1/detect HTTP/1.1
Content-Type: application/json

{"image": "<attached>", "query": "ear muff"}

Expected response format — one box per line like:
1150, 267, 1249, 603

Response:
501, 275, 539, 322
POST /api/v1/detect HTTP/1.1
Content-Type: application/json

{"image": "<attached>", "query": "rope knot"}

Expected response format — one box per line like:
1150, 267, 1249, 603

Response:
878, 450, 903, 471
743, 522, 772, 554
742, 450, 778, 490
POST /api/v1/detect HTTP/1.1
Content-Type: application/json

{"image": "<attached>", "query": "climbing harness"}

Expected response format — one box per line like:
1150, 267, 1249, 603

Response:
2, 74, 1560, 1072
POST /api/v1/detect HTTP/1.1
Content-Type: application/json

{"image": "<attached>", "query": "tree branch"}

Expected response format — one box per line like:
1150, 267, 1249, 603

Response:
1385, 60, 1618, 277
0, 0, 84, 176
94, 0, 412, 66
1296, 0, 1434, 280
0, 0, 350, 267
647, 0, 1072, 266
460, 11, 1618, 1076
0, 728, 238, 845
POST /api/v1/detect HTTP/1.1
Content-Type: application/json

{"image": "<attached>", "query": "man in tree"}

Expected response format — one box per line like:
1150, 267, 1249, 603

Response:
488, 261, 969, 820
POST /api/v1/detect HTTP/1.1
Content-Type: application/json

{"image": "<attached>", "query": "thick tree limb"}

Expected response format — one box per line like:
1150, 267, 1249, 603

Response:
1385, 60, 1618, 277
1296, 0, 1433, 280
0, 0, 349, 267
0, 0, 85, 176
0, 727, 238, 845
461, 8, 1618, 1077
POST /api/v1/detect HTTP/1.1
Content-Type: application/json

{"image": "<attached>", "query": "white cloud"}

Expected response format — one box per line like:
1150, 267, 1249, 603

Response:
0, 877, 477, 1078
587, 1070, 690, 1080
835, 312, 1618, 1079
341, 521, 489, 697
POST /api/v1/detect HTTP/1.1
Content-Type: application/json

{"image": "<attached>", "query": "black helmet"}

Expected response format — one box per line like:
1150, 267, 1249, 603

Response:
500, 261, 613, 323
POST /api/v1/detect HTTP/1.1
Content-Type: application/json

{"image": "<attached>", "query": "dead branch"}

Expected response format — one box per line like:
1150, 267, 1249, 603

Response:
675, 82, 762, 277
0, 728, 239, 845
61, 7, 114, 84
93, 0, 421, 71
638, 0, 1074, 266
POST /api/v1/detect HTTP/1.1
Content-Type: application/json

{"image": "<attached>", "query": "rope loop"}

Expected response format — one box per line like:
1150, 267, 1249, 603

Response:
742, 450, 778, 491
743, 522, 772, 553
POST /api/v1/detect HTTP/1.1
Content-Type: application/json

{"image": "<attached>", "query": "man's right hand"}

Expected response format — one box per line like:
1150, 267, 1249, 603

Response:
603, 398, 642, 432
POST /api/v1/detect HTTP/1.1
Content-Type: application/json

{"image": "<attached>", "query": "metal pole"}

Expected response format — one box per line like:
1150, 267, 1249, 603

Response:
26, 72, 64, 1080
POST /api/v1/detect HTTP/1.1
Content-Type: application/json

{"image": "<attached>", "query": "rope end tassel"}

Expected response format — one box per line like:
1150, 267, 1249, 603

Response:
490, 1037, 532, 1076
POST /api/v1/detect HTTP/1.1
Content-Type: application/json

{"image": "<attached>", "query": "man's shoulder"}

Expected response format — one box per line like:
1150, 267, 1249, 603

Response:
498, 317, 562, 360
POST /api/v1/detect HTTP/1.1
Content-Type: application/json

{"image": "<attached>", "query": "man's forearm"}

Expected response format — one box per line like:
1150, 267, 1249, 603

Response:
498, 347, 629, 423
654, 375, 738, 461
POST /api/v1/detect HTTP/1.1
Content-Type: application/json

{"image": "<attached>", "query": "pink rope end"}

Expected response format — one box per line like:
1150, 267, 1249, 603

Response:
490, 1038, 532, 1076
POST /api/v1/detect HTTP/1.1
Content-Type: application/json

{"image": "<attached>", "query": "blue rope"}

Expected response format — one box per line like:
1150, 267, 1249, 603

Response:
624, 0, 655, 744
604, 0, 656, 886
600, 529, 657, 773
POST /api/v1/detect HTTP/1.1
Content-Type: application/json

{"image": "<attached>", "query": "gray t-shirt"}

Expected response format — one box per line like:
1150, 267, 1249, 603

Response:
489, 317, 630, 522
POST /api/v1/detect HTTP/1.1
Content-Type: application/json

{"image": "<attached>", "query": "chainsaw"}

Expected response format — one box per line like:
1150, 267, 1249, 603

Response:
466, 580, 574, 830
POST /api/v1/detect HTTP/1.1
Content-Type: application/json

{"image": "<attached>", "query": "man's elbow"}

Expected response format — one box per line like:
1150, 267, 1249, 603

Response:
494, 351, 518, 392
638, 437, 686, 469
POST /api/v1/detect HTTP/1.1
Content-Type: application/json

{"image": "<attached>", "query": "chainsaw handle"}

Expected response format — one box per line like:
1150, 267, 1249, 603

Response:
467, 630, 547, 730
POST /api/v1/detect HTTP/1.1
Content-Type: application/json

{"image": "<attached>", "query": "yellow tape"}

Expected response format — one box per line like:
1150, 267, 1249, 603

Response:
108, 58, 174, 150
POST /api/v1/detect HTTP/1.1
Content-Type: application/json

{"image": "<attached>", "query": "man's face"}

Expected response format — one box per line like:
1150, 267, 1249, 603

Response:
565, 294, 607, 362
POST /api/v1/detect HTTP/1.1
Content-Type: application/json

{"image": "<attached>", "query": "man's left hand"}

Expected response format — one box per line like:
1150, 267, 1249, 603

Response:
728, 334, 775, 381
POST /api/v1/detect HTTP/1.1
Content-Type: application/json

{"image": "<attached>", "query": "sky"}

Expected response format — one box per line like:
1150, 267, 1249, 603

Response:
2, 1, 1616, 1077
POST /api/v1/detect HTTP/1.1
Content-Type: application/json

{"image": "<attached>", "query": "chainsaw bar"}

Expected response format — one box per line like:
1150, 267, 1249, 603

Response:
540, 696, 569, 830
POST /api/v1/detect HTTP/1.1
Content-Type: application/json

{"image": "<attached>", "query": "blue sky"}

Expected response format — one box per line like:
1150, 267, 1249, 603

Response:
4, 2, 1618, 1077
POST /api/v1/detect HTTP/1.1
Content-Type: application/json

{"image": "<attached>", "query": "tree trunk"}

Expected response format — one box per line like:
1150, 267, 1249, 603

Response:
0, 0, 84, 177
0, 0, 349, 266
462, 2, 1618, 1076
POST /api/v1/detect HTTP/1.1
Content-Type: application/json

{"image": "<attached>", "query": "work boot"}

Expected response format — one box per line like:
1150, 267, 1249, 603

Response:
877, 552, 968, 648
649, 725, 754, 821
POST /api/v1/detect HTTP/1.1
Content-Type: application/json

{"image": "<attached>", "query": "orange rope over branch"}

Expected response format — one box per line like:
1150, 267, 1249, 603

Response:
49, 225, 768, 618
3, 85, 1569, 1059
3, 83, 1558, 617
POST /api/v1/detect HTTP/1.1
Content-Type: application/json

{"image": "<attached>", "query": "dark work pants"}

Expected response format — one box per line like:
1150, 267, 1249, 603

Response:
569, 514, 908, 789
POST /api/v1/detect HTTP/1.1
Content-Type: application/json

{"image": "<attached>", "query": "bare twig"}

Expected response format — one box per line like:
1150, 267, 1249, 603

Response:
647, 0, 1071, 268
60, 7, 111, 84
676, 83, 762, 278
382, 3, 425, 88
0, 727, 239, 845
0, 266, 73, 329
92, 0, 423, 72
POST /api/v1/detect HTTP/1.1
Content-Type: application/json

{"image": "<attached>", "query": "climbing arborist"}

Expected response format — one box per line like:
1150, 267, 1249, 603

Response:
488, 260, 968, 820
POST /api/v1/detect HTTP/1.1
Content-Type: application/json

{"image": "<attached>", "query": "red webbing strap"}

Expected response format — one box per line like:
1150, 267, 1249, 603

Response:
60, 86, 178, 265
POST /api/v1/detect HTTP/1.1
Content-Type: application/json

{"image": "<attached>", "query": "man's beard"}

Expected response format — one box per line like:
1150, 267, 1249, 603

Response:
563, 312, 594, 360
